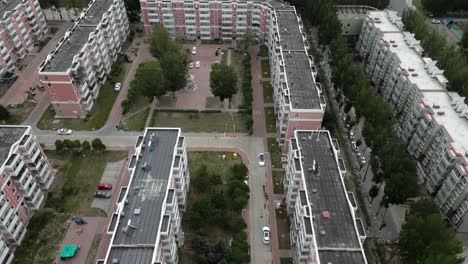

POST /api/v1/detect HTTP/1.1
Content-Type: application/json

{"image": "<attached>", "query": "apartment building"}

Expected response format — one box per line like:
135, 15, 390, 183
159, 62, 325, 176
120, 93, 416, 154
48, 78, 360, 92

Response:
267, 6, 325, 151
139, 0, 285, 39
0, 0, 48, 78
102, 128, 189, 264
356, 10, 468, 229
284, 130, 367, 264
38, 0, 129, 118
0, 125, 55, 263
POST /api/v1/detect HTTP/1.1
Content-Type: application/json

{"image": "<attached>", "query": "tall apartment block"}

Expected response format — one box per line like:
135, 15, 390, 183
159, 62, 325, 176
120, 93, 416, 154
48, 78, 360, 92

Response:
356, 10, 468, 229
267, 6, 325, 150
38, 0, 129, 118
0, 125, 55, 263
101, 128, 189, 264
0, 0, 48, 78
284, 130, 367, 264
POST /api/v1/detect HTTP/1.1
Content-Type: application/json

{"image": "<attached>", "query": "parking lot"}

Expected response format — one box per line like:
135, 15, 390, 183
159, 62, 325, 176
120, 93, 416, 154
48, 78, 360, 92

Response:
157, 44, 230, 109
91, 160, 125, 212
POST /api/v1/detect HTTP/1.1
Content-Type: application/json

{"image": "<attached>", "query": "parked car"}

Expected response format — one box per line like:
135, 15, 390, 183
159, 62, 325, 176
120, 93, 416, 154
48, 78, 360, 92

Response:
189, 62, 194, 69
431, 19, 441, 24
114, 82, 121, 92
195, 61, 201, 68
351, 141, 359, 151
258, 153, 265, 167
97, 183, 113, 190
360, 157, 367, 165
262, 226, 271, 245
348, 131, 355, 139
94, 190, 111, 199
192, 47, 197, 55
57, 128, 73, 135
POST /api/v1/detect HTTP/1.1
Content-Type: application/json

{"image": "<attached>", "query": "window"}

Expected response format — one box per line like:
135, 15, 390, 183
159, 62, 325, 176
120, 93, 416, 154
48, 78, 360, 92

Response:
47, 83, 51, 87
16, 195, 19, 201
6, 181, 11, 187
44, 76, 48, 80
50, 89, 55, 94
12, 188, 15, 194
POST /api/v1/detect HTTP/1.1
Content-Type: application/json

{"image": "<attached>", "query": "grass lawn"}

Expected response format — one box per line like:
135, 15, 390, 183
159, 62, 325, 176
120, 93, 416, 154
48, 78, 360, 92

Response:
261, 59, 271, 78
280, 258, 293, 264
231, 50, 247, 107
13, 151, 127, 264
7, 99, 36, 125
263, 81, 273, 104
153, 111, 249, 133
188, 151, 242, 182
221, 49, 228, 64
267, 138, 282, 168
273, 171, 284, 194
37, 59, 130, 131
276, 208, 291, 250
264, 107, 276, 133
120, 107, 149, 131
259, 44, 269, 57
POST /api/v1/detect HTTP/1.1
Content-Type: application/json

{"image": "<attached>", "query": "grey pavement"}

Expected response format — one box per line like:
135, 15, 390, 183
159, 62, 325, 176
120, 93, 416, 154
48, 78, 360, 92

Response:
91, 160, 126, 212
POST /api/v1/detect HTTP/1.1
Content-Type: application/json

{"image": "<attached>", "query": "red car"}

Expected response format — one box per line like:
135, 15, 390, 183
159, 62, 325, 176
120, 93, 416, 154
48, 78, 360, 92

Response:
97, 183, 112, 190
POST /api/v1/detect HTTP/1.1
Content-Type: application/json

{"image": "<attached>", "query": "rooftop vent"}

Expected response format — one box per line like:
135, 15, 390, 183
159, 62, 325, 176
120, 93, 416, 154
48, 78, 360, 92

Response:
433, 104, 440, 109
408, 68, 415, 72
390, 40, 395, 43
112, 259, 119, 264
322, 211, 330, 218
437, 111, 445, 115
392, 44, 398, 47
412, 73, 418, 77
134, 208, 141, 215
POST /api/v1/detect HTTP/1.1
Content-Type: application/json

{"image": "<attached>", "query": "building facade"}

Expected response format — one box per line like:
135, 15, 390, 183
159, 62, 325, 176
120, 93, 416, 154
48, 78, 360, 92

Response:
0, 0, 48, 78
102, 128, 189, 264
38, 0, 129, 118
0, 125, 55, 263
356, 10, 468, 229
284, 130, 367, 264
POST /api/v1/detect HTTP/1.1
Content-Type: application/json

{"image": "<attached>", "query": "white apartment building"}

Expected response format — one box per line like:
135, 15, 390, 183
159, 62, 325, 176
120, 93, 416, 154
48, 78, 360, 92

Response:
0, 125, 55, 263
38, 0, 129, 118
284, 130, 367, 264
102, 128, 190, 264
356, 10, 468, 229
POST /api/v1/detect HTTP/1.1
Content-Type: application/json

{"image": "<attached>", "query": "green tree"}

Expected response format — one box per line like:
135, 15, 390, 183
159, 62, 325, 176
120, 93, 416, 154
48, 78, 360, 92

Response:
239, 32, 256, 51
0, 105, 11, 122
230, 163, 248, 181
421, 0, 449, 16
210, 63, 238, 103
71, 140, 81, 151
55, 140, 64, 152
398, 199, 464, 264
135, 61, 167, 99
92, 138, 106, 152
461, 31, 468, 57
123, 0, 141, 23
150, 25, 179, 59
160, 51, 188, 96
82, 140, 91, 152
63, 139, 72, 150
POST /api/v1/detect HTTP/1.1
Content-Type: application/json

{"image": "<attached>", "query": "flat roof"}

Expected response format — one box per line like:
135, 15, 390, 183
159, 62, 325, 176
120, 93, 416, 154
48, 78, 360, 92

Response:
0, 126, 27, 166
0, 0, 21, 19
275, 10, 305, 51
283, 51, 321, 109
295, 130, 366, 264
41, 0, 114, 72
106, 128, 180, 264
366, 10, 403, 32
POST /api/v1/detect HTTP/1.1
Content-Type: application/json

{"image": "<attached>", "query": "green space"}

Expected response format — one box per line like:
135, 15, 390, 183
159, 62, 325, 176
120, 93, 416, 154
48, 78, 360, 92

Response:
264, 107, 276, 133
221, 49, 228, 64
153, 111, 249, 133
13, 150, 126, 264
276, 208, 290, 249
259, 44, 269, 57
261, 59, 270, 78
7, 99, 36, 125
180, 152, 249, 263
37, 58, 130, 131
280, 258, 293, 264
231, 51, 247, 107
120, 107, 149, 131
267, 138, 282, 168
205, 96, 221, 108
263, 81, 273, 104
36, 36, 52, 52
273, 171, 284, 194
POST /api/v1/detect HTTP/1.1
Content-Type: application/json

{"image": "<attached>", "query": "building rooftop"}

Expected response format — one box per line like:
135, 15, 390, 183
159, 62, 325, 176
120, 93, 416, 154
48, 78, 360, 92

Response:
283, 51, 321, 109
40, 0, 114, 72
106, 128, 180, 264
275, 9, 305, 51
295, 130, 366, 264
0, 126, 28, 166
366, 10, 403, 33
0, 0, 21, 19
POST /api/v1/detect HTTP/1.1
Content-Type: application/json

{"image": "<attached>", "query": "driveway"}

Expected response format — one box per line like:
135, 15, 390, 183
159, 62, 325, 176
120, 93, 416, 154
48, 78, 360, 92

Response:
91, 160, 126, 212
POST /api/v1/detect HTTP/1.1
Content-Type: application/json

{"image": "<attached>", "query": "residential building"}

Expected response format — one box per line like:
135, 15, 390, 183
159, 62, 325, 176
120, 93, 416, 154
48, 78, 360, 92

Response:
267, 6, 325, 150
0, 0, 48, 79
38, 0, 129, 118
336, 5, 377, 36
0, 125, 55, 263
101, 128, 189, 264
284, 130, 367, 264
356, 10, 468, 229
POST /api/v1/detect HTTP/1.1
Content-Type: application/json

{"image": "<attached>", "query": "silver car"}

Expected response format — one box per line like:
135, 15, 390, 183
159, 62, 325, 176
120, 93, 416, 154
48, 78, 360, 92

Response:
57, 128, 73, 135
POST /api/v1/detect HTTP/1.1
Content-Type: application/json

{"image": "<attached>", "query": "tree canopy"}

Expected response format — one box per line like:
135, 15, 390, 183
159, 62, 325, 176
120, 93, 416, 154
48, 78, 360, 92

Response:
0, 105, 11, 122
421, 0, 468, 16
123, 0, 141, 23
134, 61, 167, 99
210, 63, 238, 102
160, 51, 189, 95
398, 199, 464, 264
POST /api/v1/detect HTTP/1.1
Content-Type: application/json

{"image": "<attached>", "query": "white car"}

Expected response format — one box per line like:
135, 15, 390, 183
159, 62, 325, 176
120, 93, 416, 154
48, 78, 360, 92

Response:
114, 82, 121, 92
189, 62, 194, 69
258, 153, 265, 167
431, 19, 441, 24
195, 61, 201, 68
348, 131, 355, 139
57, 128, 72, 135
262, 226, 271, 245
351, 141, 359, 151
192, 47, 197, 55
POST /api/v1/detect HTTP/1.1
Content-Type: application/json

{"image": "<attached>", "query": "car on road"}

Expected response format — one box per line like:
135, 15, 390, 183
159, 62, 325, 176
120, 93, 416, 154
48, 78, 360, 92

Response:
97, 183, 113, 190
360, 156, 367, 165
94, 190, 111, 199
192, 47, 197, 55
258, 153, 265, 167
57, 128, 72, 135
431, 19, 441, 24
114, 82, 121, 92
348, 131, 355, 140
189, 62, 194, 69
195, 61, 201, 68
351, 141, 359, 151
262, 226, 271, 245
